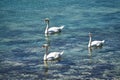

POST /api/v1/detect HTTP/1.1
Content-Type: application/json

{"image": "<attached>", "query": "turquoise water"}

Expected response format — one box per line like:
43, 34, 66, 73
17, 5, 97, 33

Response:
0, 0, 120, 80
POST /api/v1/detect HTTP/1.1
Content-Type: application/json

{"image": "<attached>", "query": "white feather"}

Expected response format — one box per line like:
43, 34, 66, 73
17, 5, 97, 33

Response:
46, 51, 64, 60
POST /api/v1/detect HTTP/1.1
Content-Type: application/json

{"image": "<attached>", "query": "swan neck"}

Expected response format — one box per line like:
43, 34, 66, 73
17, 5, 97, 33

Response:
45, 22, 49, 35
88, 35, 92, 47
44, 47, 48, 61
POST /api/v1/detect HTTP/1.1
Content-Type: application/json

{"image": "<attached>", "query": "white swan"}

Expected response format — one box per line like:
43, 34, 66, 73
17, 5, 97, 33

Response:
42, 44, 64, 61
44, 18, 64, 36
88, 32, 105, 48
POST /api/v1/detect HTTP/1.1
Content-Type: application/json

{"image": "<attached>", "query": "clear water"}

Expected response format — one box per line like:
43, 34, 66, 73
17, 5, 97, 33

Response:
0, 0, 120, 80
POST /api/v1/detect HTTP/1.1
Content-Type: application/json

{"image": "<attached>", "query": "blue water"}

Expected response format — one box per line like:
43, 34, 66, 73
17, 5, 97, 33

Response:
0, 0, 120, 79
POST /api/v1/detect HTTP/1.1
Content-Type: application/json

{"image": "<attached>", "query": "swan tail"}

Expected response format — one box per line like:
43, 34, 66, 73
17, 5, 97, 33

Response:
60, 51, 64, 55
59, 25, 64, 30
102, 40, 105, 43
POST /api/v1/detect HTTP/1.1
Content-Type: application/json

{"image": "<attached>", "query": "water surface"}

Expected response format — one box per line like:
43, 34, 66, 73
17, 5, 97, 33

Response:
0, 0, 120, 80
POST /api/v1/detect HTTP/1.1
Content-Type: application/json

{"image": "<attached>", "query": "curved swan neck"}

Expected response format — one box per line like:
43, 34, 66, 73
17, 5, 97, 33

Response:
45, 18, 49, 36
45, 22, 49, 34
44, 46, 48, 61
88, 34, 92, 47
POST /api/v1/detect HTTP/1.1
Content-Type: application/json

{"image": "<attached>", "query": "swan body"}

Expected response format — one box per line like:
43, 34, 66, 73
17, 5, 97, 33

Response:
88, 32, 105, 48
44, 51, 64, 61
43, 44, 64, 61
89, 40, 105, 47
48, 26, 64, 34
44, 18, 64, 36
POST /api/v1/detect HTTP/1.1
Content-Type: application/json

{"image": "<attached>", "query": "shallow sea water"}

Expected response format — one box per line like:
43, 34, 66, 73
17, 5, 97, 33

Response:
0, 0, 120, 80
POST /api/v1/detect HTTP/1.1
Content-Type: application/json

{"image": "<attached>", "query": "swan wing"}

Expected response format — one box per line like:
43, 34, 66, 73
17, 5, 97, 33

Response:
48, 26, 64, 33
59, 25, 64, 30
48, 27, 59, 32
47, 52, 62, 60
91, 40, 104, 46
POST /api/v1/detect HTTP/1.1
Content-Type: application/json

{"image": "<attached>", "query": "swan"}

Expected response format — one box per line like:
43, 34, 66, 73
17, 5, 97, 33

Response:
42, 44, 64, 61
88, 32, 105, 48
44, 18, 64, 36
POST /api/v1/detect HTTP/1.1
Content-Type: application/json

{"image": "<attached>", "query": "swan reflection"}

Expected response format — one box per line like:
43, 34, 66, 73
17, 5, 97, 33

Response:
43, 59, 62, 75
88, 47, 93, 63
45, 36, 51, 46
44, 60, 48, 75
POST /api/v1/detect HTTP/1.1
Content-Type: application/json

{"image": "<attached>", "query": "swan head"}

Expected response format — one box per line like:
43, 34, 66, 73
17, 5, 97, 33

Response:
89, 32, 92, 37
45, 18, 49, 24
42, 44, 49, 48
